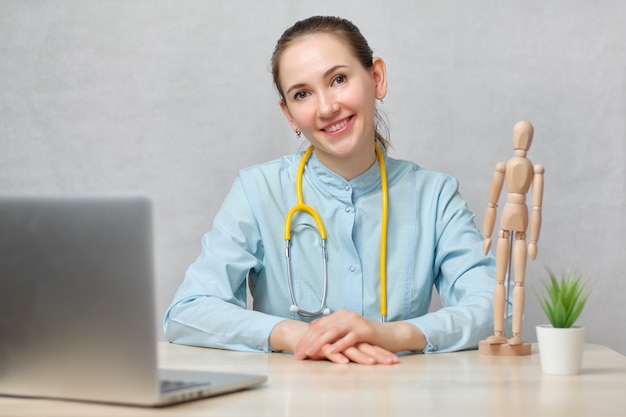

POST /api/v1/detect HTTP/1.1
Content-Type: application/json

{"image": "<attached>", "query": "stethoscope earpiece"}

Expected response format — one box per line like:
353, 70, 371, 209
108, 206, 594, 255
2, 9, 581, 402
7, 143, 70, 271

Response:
288, 305, 331, 316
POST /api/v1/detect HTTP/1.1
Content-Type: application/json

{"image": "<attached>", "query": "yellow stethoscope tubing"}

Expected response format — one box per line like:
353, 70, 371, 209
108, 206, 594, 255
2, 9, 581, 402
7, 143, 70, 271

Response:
284, 146, 327, 241
376, 143, 389, 321
284, 147, 329, 317
283, 143, 389, 321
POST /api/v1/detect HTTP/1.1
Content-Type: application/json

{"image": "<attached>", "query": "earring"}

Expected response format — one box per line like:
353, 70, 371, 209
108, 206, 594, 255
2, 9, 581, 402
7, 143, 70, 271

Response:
296, 129, 302, 139
378, 96, 384, 104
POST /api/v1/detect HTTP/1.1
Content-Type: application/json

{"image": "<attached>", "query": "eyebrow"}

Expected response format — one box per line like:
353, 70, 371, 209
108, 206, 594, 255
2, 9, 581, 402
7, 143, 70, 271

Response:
284, 65, 349, 96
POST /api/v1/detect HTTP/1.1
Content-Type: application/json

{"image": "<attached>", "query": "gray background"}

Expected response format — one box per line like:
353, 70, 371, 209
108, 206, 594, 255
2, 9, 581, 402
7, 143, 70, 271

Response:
2, 0, 624, 354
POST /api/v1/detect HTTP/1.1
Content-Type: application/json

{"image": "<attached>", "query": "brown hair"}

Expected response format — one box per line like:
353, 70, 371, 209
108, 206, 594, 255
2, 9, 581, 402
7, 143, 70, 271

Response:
271, 16, 389, 148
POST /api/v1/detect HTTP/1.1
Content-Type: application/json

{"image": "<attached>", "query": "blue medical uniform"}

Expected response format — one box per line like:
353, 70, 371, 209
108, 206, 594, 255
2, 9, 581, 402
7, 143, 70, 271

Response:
164, 147, 495, 353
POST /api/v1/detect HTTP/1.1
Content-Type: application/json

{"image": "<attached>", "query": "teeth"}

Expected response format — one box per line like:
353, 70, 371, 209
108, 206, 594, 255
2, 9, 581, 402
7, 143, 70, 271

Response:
325, 118, 348, 132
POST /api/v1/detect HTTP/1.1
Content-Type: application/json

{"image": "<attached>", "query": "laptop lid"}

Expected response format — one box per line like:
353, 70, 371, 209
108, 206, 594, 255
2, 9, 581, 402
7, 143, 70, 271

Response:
0, 195, 265, 406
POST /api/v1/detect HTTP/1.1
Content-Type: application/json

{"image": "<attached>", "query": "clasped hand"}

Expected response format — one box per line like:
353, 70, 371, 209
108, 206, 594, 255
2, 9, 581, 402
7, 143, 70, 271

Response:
294, 310, 400, 365
271, 309, 419, 365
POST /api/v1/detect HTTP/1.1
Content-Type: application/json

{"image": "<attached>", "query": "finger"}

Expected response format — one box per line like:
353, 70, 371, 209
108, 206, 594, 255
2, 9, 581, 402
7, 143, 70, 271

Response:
341, 346, 377, 365
321, 345, 350, 364
295, 321, 342, 358
328, 331, 359, 354
355, 343, 400, 365
341, 343, 399, 365
294, 333, 337, 360
299, 344, 349, 364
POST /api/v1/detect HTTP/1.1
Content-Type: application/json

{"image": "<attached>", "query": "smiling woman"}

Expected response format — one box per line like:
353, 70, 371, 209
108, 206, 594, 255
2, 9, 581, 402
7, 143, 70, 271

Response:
275, 33, 385, 180
164, 15, 497, 365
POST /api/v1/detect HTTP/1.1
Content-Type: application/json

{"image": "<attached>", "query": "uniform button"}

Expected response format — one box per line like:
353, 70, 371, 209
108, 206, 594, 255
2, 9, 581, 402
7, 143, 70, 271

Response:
345, 206, 351, 213
349, 265, 356, 272
344, 184, 351, 191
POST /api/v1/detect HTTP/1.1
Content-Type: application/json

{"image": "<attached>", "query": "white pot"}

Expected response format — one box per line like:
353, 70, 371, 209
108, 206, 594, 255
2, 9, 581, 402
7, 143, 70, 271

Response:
536, 325, 586, 375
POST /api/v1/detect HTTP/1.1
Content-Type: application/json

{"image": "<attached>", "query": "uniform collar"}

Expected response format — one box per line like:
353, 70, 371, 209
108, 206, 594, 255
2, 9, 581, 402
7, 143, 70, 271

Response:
305, 143, 387, 197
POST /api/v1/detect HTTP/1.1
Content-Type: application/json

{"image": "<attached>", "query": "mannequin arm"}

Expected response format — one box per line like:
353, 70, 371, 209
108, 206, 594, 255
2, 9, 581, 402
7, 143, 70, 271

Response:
528, 164, 544, 259
482, 162, 505, 254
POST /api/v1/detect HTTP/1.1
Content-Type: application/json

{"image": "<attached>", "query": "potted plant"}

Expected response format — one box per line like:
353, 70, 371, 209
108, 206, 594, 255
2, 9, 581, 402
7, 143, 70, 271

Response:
535, 268, 590, 375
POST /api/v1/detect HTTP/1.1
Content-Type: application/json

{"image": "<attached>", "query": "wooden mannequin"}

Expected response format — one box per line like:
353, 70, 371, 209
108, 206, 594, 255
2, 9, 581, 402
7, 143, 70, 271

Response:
479, 120, 544, 356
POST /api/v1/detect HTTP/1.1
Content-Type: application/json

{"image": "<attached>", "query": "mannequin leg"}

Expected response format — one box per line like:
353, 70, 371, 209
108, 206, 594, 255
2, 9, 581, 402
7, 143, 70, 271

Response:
509, 233, 527, 346
485, 230, 510, 344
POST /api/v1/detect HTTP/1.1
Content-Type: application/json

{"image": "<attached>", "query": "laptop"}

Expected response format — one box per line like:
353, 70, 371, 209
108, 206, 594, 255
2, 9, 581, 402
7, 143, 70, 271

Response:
0, 195, 266, 407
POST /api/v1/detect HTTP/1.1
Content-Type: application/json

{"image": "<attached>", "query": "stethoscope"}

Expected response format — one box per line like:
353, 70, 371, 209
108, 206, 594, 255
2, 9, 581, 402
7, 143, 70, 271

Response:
283, 142, 389, 322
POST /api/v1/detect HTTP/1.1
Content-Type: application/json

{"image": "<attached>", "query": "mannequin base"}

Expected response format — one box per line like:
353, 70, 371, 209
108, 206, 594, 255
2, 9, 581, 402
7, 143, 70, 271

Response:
478, 340, 532, 356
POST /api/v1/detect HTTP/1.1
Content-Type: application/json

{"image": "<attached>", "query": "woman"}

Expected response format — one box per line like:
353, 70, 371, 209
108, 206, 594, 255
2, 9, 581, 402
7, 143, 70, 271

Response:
164, 16, 495, 365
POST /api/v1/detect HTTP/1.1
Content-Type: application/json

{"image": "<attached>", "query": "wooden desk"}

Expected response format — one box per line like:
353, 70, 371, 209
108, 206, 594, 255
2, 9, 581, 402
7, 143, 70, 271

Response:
1, 342, 625, 416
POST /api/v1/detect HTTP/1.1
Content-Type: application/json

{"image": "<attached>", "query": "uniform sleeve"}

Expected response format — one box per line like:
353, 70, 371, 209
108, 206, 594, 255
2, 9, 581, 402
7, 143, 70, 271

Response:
409, 176, 496, 353
163, 176, 285, 352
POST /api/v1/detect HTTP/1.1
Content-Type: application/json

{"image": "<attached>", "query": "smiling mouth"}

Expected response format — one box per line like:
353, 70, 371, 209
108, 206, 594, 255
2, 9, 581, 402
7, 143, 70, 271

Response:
323, 116, 353, 133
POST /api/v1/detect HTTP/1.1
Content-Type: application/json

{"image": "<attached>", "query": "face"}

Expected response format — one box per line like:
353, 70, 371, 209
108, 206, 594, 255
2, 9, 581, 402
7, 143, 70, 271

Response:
278, 33, 387, 179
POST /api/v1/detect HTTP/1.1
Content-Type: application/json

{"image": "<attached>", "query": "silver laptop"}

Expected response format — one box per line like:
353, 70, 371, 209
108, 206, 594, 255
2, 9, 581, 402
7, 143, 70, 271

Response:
0, 195, 266, 407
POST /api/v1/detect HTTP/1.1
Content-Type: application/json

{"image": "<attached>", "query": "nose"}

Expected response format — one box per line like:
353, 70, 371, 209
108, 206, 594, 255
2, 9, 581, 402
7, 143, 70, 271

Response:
316, 91, 339, 119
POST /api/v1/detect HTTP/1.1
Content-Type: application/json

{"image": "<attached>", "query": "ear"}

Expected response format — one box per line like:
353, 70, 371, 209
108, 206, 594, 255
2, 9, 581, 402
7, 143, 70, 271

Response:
371, 57, 388, 100
279, 99, 299, 132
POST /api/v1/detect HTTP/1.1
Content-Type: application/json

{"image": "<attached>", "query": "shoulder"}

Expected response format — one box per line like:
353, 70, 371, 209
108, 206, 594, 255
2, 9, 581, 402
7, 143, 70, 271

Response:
238, 153, 299, 183
387, 155, 459, 191
233, 153, 302, 203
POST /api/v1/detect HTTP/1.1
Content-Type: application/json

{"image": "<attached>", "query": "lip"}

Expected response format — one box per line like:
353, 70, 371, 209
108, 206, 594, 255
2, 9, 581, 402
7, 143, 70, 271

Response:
321, 116, 354, 136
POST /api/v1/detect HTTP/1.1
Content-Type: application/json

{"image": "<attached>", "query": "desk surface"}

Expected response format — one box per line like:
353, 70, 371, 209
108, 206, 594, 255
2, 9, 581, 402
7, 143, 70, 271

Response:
1, 342, 625, 416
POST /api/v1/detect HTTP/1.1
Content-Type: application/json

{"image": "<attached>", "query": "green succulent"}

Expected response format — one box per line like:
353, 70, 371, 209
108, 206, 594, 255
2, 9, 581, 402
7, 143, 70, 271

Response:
537, 268, 590, 328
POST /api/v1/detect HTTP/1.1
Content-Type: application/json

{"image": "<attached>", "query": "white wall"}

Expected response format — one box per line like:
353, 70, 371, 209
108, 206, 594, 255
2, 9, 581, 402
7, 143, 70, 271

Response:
2, 0, 624, 354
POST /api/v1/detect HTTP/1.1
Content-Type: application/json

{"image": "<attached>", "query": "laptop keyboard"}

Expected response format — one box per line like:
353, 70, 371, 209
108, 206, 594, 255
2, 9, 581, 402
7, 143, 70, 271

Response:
161, 379, 211, 393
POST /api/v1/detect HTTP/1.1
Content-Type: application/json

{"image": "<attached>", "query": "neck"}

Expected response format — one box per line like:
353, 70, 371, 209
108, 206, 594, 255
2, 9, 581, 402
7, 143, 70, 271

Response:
315, 142, 378, 181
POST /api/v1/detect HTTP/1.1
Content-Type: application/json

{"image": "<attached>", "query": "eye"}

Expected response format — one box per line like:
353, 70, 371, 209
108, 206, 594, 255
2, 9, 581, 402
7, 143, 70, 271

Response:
293, 90, 309, 101
332, 74, 347, 86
